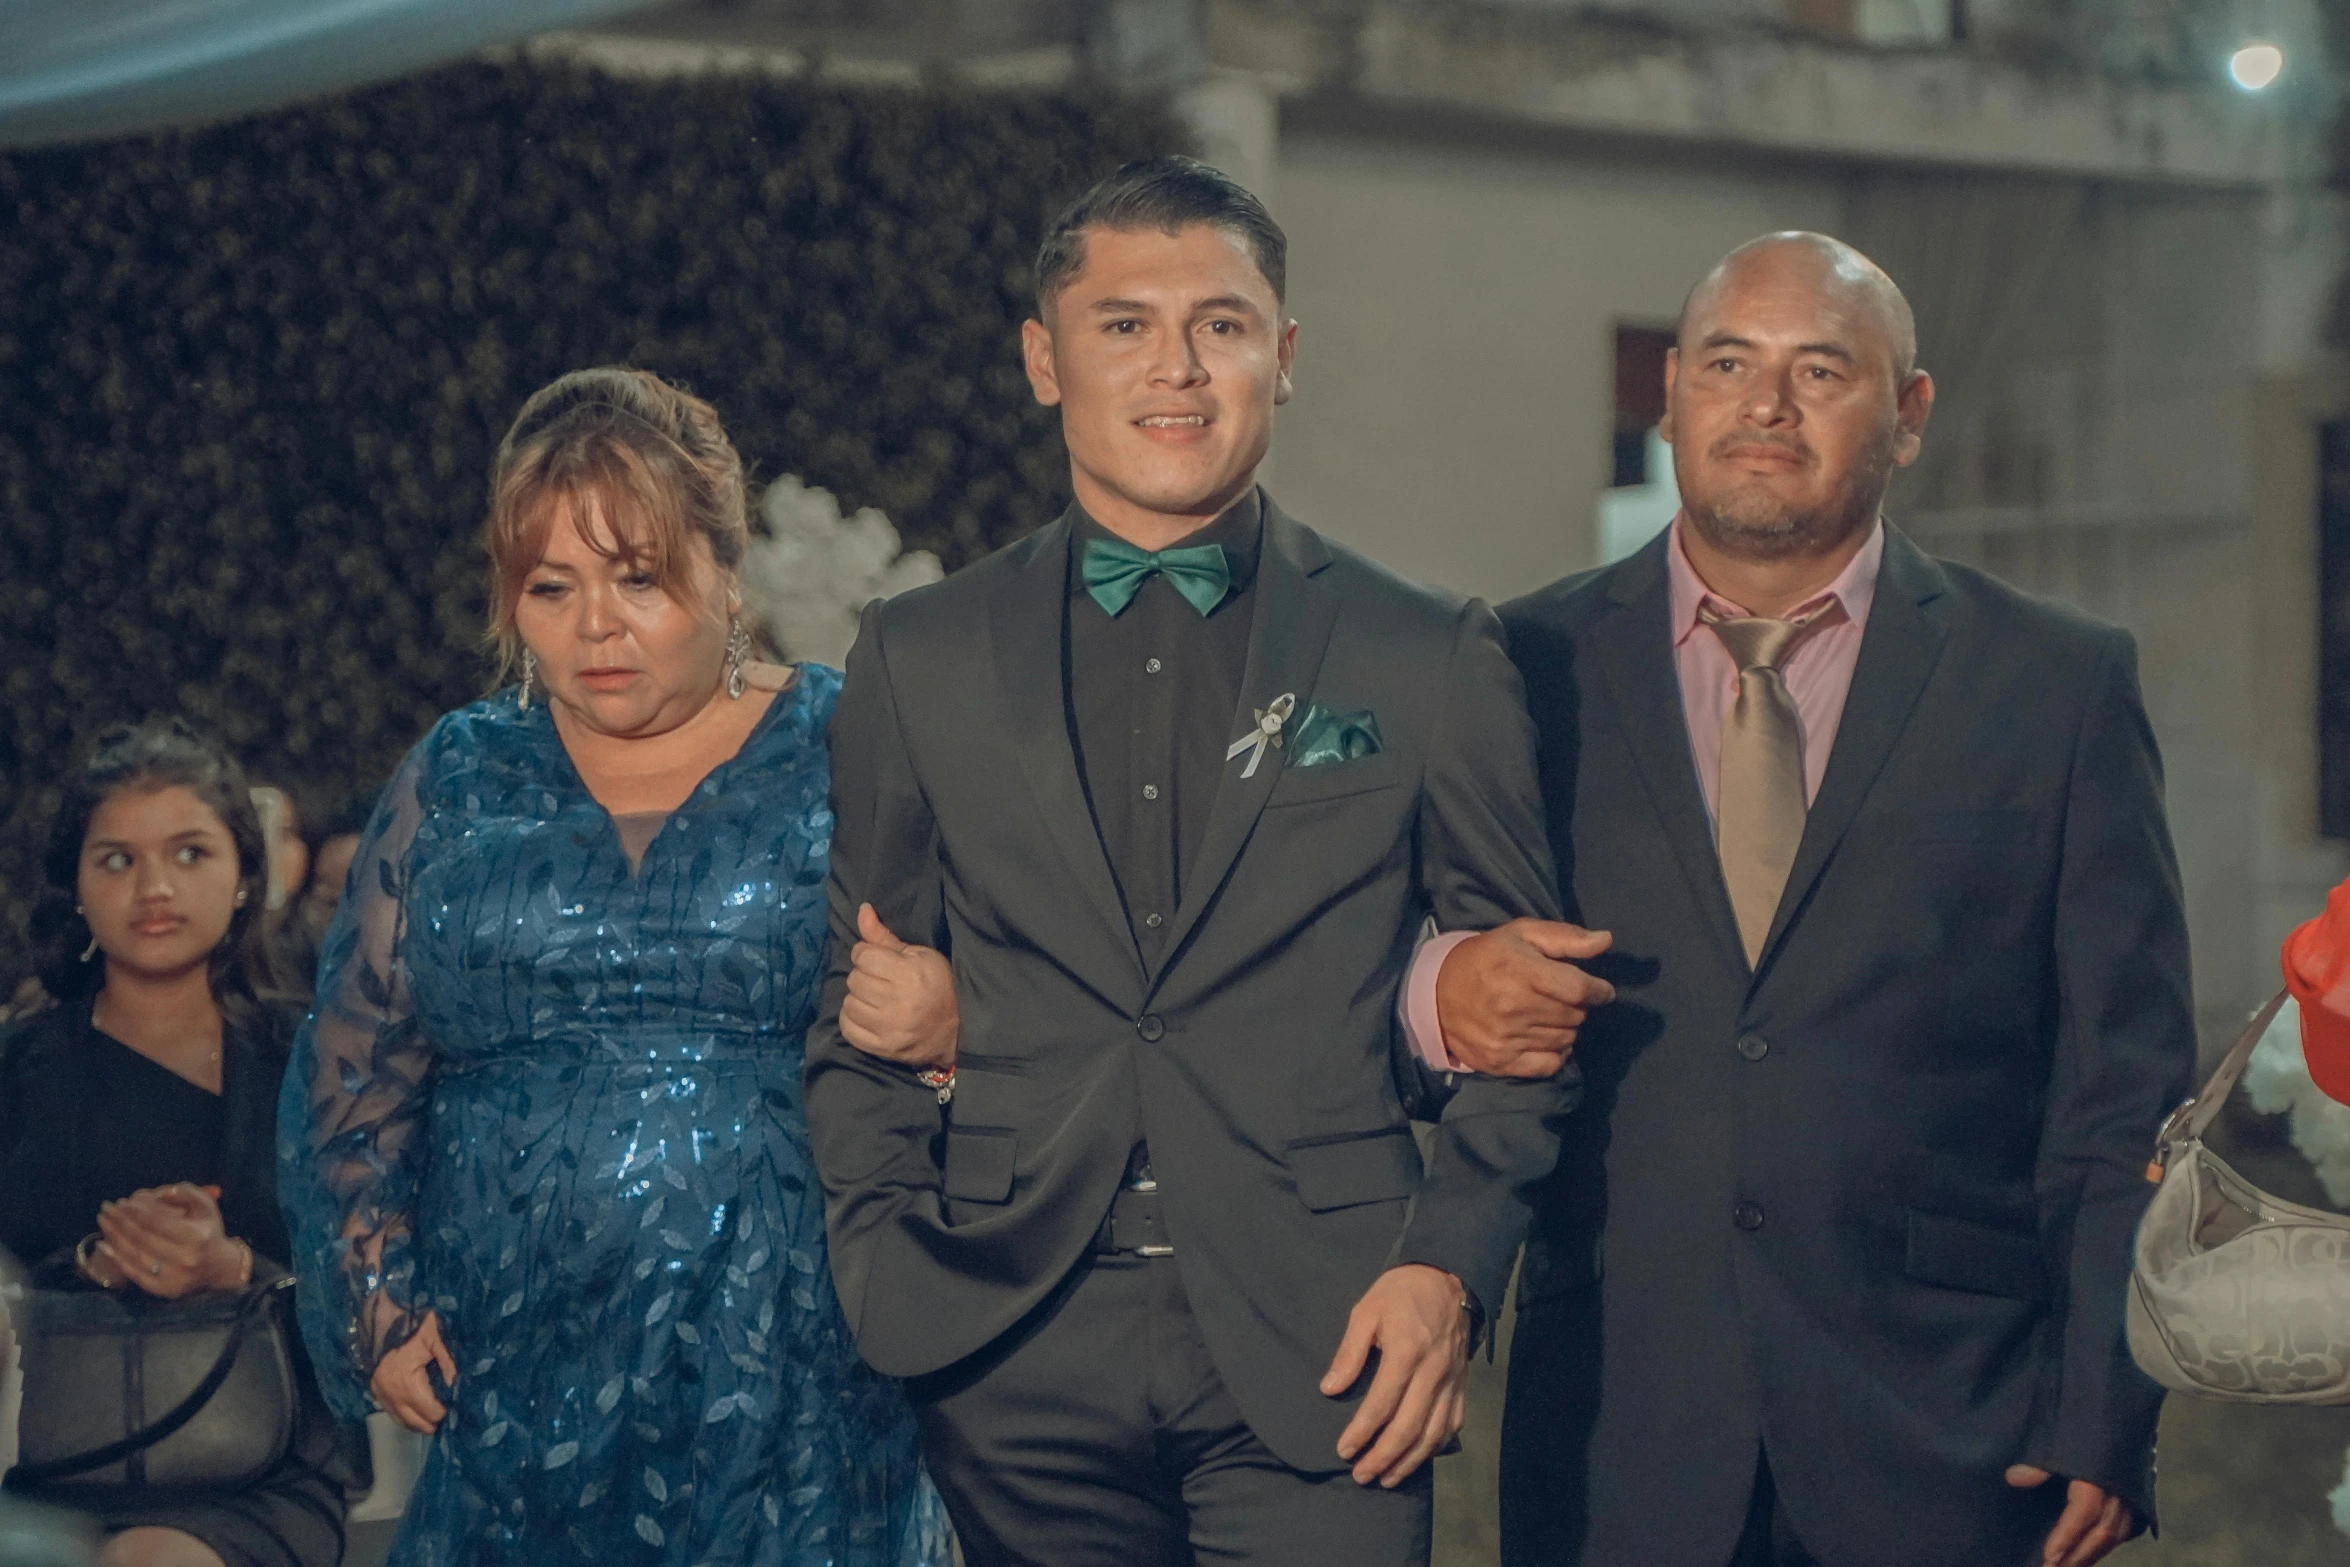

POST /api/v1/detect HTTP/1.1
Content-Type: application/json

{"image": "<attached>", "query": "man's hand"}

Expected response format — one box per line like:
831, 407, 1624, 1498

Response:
1435, 918, 1616, 1077
2006, 1465, 2138, 1567
1319, 1264, 1471, 1488
841, 904, 958, 1070
373, 1310, 458, 1435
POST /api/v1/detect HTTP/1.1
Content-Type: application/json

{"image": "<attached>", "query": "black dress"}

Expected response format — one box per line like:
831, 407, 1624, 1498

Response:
0, 1001, 349, 1567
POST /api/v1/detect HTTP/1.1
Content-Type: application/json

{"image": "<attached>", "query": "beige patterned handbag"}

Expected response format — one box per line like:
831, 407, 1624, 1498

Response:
2128, 991, 2350, 1404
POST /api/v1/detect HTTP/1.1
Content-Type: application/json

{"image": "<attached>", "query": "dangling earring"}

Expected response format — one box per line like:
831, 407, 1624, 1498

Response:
76, 904, 96, 962
518, 649, 538, 711
725, 619, 750, 700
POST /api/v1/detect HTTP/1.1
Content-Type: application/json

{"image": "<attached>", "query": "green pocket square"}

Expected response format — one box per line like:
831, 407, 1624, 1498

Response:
1289, 705, 1383, 768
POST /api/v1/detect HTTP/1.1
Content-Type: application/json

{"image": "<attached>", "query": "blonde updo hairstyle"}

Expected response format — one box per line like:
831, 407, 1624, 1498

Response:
483, 367, 752, 681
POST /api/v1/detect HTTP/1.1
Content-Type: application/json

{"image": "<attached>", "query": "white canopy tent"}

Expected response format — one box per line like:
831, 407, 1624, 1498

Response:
0, 0, 655, 148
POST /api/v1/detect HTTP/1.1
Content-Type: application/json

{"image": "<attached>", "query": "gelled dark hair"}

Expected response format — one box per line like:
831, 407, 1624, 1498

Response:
1034, 155, 1286, 311
34, 717, 287, 1033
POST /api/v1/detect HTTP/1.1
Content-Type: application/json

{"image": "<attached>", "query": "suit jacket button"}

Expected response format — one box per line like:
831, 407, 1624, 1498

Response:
1136, 1015, 1166, 1042
1736, 1033, 1770, 1062
1734, 1202, 1765, 1232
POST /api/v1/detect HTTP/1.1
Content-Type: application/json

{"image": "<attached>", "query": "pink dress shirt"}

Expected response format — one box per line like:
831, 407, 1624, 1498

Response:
1402, 518, 1887, 1068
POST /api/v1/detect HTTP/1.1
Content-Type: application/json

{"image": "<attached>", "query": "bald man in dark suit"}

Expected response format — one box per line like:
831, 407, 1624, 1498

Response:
1417, 234, 2193, 1567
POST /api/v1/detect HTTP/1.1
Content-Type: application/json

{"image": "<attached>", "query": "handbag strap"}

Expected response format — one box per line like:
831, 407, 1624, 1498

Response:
12, 1275, 294, 1485
2150, 988, 2291, 1176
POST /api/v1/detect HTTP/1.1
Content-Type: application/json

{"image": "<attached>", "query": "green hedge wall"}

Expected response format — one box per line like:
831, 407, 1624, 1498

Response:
0, 60, 1180, 987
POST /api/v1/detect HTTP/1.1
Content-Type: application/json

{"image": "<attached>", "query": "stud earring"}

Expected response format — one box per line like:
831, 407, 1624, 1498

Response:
235, 888, 248, 908
725, 619, 751, 700
519, 649, 538, 711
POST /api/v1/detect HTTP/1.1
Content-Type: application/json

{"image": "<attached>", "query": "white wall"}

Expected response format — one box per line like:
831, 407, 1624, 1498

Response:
2256, 189, 2350, 377
1268, 127, 1846, 604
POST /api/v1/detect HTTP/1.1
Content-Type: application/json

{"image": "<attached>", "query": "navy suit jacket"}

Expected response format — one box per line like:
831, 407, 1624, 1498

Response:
1496, 527, 2194, 1567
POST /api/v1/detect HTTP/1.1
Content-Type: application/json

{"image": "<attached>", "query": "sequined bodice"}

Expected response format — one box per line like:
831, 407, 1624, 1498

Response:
400, 695, 828, 1069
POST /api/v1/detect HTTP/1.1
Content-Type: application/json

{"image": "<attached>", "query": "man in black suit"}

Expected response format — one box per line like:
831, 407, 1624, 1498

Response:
803, 158, 1603, 1565
1426, 234, 2194, 1567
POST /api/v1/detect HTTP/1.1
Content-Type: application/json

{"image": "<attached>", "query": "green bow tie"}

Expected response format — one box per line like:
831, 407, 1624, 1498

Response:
1082, 537, 1233, 618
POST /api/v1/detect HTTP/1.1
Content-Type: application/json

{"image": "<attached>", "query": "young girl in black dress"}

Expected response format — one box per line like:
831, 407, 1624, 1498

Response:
0, 718, 348, 1567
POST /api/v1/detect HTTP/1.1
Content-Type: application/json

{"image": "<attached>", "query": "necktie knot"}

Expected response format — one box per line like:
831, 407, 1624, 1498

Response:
1082, 537, 1234, 618
1701, 600, 1844, 674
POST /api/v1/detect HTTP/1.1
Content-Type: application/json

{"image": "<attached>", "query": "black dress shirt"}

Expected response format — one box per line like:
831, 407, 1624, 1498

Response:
1066, 490, 1262, 968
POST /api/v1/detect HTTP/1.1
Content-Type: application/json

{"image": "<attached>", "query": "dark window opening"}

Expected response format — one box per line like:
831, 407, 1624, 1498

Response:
2320, 419, 2350, 838
1612, 324, 1674, 489
1612, 430, 1649, 492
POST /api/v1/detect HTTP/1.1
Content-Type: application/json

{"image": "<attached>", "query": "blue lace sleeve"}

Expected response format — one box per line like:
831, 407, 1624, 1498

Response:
277, 741, 433, 1424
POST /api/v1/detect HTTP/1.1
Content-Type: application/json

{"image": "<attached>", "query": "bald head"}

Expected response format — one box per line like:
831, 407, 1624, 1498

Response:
1680, 232, 1917, 382
1660, 230, 1936, 581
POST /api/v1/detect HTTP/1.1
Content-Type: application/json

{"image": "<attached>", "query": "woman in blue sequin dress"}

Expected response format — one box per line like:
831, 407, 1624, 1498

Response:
278, 368, 951, 1567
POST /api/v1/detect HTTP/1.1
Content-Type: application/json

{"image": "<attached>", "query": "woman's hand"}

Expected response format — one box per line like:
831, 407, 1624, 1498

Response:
95, 1184, 247, 1300
372, 1310, 457, 1436
840, 904, 958, 1071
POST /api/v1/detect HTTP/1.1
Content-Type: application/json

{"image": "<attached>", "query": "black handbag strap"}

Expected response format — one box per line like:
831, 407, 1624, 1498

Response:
13, 1275, 294, 1484
2151, 989, 2292, 1175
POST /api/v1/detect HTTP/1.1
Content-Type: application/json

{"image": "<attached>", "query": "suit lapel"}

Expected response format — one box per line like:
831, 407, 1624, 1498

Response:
987, 513, 1146, 998
1586, 532, 1746, 974
1754, 528, 1950, 974
1150, 502, 1340, 984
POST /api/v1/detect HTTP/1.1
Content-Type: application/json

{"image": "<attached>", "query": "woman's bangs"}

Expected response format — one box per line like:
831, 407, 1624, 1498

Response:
552, 440, 696, 588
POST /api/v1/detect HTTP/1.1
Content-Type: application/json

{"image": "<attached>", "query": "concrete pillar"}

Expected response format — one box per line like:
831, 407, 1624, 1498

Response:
2255, 188, 2349, 373
1084, 0, 1278, 209
1174, 69, 1279, 211
1086, 0, 1206, 90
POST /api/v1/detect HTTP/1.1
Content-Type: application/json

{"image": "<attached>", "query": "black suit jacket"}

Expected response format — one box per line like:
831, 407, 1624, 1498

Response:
806, 500, 1574, 1472
1496, 528, 2193, 1567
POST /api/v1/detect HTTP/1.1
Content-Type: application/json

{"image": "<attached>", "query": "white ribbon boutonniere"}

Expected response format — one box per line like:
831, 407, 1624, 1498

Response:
1226, 692, 1297, 779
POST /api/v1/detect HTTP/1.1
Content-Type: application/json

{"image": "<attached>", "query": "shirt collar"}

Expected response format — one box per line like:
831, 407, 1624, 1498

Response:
1068, 488, 1265, 600
1666, 515, 1884, 648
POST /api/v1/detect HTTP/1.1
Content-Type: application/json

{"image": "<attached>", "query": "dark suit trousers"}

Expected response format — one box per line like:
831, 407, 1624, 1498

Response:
1725, 1453, 2061, 1567
910, 1252, 1433, 1567
1506, 1304, 2058, 1567
1727, 1457, 1819, 1567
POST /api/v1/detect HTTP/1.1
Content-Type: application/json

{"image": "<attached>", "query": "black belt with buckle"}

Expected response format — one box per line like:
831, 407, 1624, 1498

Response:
1094, 1147, 1174, 1257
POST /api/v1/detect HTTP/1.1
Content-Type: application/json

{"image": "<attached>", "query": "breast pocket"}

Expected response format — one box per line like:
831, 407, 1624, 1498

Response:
1901, 808, 2038, 847
1265, 752, 1403, 811
1897, 806, 2051, 946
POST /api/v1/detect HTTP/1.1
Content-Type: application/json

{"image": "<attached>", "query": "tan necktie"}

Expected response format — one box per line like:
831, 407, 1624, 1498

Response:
1704, 602, 1845, 966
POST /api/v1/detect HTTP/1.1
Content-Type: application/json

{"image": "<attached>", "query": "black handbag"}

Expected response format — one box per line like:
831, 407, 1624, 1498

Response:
10, 1274, 298, 1492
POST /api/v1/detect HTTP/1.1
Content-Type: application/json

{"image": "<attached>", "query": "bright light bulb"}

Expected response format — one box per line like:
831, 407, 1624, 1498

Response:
2230, 42, 2285, 91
